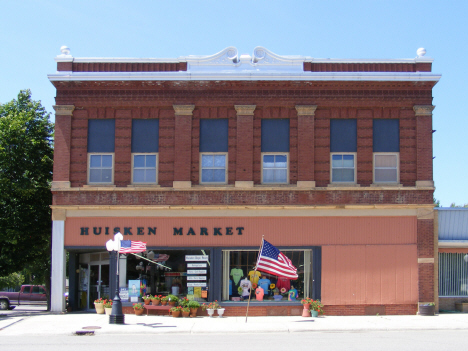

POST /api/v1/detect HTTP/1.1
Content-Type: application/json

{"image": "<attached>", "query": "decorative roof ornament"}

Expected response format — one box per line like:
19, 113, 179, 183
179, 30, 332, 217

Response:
417, 48, 426, 58
60, 46, 71, 55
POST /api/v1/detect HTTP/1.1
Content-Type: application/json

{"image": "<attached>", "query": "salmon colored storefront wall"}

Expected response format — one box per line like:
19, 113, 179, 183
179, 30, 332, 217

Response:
64, 216, 417, 247
322, 245, 418, 305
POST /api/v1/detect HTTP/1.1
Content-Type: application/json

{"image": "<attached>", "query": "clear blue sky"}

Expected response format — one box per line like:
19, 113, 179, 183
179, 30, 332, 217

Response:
1, 0, 466, 206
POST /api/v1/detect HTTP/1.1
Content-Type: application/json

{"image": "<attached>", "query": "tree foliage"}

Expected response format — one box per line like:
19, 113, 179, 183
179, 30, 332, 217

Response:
0, 90, 54, 282
0, 272, 25, 290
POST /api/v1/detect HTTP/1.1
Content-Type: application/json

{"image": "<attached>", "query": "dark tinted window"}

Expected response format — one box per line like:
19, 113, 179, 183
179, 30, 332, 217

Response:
132, 119, 159, 153
199, 119, 228, 152
261, 119, 290, 152
88, 119, 115, 152
373, 119, 399, 152
330, 119, 357, 152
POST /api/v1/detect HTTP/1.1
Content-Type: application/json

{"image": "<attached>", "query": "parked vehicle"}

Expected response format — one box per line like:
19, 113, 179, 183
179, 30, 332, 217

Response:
0, 285, 47, 310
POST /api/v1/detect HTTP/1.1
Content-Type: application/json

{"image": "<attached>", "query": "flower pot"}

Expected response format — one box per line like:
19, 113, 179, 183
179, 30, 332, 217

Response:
134, 308, 145, 316
94, 302, 105, 314
419, 305, 435, 316
190, 307, 199, 317
152, 299, 160, 306
182, 311, 190, 318
206, 308, 215, 317
168, 301, 176, 307
144, 299, 150, 305
303, 303, 311, 310
172, 310, 181, 318
311, 310, 319, 317
217, 308, 225, 317
104, 307, 112, 315
161, 300, 168, 306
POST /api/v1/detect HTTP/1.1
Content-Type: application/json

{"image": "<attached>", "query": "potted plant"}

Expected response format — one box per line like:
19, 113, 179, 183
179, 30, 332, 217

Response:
202, 301, 220, 317
309, 299, 324, 317
103, 299, 113, 315
419, 302, 435, 316
181, 306, 191, 317
152, 295, 162, 305
188, 300, 200, 317
160, 296, 169, 305
142, 295, 152, 305
94, 297, 105, 314
133, 303, 145, 316
301, 297, 313, 317
170, 306, 182, 317
167, 294, 179, 307
179, 297, 190, 308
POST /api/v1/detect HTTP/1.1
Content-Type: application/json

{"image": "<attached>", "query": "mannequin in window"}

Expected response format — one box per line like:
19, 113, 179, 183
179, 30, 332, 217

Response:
239, 276, 252, 299
248, 268, 261, 286
288, 285, 298, 301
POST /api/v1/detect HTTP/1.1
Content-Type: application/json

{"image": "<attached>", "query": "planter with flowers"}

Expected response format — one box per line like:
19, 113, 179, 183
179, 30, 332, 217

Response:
309, 299, 324, 317
152, 295, 162, 305
133, 303, 145, 316
103, 299, 113, 315
167, 294, 179, 307
170, 306, 182, 318
94, 297, 105, 314
188, 300, 200, 317
161, 296, 169, 305
301, 297, 313, 317
181, 307, 191, 317
142, 295, 152, 305
179, 297, 189, 308
202, 301, 221, 317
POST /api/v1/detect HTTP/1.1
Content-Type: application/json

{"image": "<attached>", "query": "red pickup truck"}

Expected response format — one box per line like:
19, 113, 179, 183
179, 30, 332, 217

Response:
0, 285, 47, 310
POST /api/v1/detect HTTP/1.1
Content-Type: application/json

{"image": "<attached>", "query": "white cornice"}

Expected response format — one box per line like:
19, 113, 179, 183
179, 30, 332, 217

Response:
50, 46, 440, 83
439, 240, 468, 248
48, 71, 441, 82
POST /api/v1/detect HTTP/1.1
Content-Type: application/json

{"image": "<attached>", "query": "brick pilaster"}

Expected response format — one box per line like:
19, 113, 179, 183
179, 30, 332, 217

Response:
173, 105, 194, 188
52, 105, 75, 188
296, 105, 317, 187
235, 105, 256, 187
114, 109, 131, 187
414, 105, 435, 188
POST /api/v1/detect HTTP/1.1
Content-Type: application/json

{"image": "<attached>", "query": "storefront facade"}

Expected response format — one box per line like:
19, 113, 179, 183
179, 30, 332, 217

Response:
49, 46, 440, 315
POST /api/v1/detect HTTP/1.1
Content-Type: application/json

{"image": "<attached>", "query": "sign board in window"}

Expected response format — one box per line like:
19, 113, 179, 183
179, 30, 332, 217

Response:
185, 255, 209, 261
187, 270, 207, 274
187, 276, 206, 281
187, 282, 207, 287
187, 263, 207, 268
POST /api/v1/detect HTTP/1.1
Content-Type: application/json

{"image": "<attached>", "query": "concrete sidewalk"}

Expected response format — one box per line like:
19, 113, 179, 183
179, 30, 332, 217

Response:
1, 312, 468, 336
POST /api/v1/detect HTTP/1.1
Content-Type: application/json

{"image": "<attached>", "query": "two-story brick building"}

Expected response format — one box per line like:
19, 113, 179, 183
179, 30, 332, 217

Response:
49, 46, 440, 315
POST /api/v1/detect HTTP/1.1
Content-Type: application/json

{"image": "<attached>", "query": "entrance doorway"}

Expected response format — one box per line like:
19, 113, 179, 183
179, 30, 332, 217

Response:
88, 263, 110, 309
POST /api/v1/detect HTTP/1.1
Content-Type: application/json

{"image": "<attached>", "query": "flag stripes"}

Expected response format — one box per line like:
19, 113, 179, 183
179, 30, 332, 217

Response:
255, 239, 298, 279
119, 240, 146, 253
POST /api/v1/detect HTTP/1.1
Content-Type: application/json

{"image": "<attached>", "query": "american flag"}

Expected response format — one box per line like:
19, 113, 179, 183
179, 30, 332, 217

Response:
119, 240, 146, 253
255, 239, 298, 279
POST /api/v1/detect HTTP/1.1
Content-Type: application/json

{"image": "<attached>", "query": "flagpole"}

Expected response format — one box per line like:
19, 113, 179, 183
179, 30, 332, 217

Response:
245, 235, 264, 323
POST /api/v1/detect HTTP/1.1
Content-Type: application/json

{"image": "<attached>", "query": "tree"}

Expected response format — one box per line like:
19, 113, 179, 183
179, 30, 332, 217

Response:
0, 90, 53, 301
0, 272, 24, 290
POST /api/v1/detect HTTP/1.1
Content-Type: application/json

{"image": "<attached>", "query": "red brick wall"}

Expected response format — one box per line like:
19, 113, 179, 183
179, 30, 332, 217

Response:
174, 113, 192, 182
357, 110, 373, 186
416, 115, 433, 181
114, 110, 131, 186
297, 113, 315, 182
122, 304, 418, 316
53, 115, 71, 182
314, 110, 330, 187
419, 263, 434, 302
236, 114, 254, 182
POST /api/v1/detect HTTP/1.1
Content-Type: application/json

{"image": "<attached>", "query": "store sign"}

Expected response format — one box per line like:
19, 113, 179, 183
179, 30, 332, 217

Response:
185, 255, 209, 261
187, 270, 207, 274
187, 276, 206, 281
187, 263, 207, 268
187, 282, 207, 287
173, 227, 244, 236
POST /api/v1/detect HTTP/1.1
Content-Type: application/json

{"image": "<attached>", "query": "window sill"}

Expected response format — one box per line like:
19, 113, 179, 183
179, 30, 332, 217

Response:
127, 184, 160, 188
327, 183, 360, 188
83, 184, 115, 188
370, 183, 401, 187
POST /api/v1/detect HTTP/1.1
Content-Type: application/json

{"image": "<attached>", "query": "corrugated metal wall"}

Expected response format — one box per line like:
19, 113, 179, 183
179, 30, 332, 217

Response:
438, 208, 468, 240
322, 245, 418, 305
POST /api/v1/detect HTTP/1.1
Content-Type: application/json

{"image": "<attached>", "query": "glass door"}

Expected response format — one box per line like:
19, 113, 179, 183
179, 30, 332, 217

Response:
87, 263, 110, 310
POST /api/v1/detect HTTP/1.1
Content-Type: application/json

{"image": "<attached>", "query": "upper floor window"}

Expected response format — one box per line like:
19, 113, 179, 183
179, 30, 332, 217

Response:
131, 119, 159, 184
262, 153, 288, 183
330, 119, 357, 184
261, 119, 289, 184
199, 119, 228, 184
373, 119, 399, 184
88, 119, 115, 184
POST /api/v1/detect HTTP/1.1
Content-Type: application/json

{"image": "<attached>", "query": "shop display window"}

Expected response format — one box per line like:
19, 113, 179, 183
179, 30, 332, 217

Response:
123, 249, 210, 302
222, 250, 312, 302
